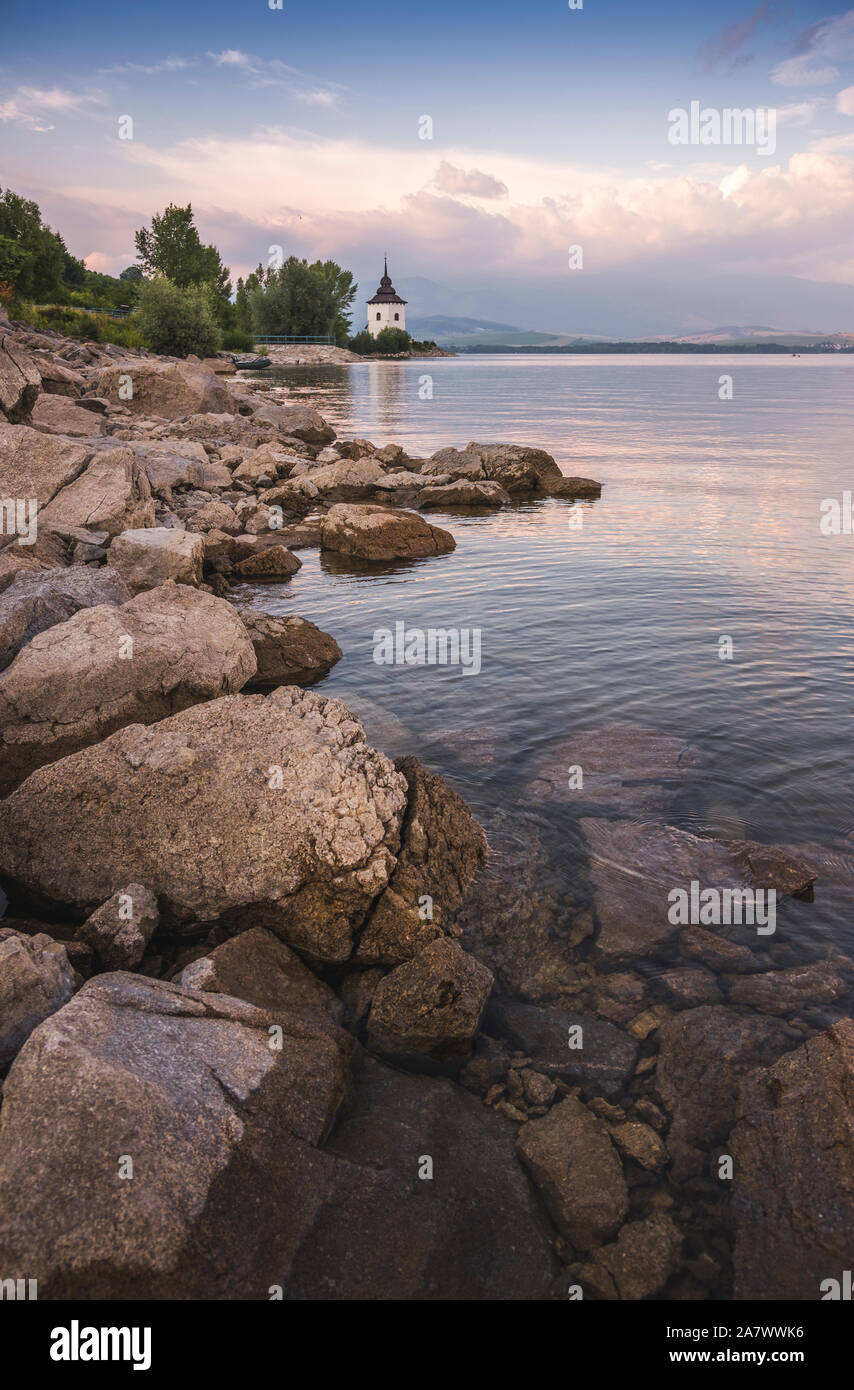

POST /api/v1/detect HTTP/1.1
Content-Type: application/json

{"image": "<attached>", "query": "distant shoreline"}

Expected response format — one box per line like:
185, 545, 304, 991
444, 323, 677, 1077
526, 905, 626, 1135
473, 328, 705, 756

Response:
452, 341, 854, 355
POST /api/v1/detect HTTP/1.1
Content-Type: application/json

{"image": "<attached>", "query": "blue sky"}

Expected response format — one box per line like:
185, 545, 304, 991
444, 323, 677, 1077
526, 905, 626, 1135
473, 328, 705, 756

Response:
3, 1, 854, 333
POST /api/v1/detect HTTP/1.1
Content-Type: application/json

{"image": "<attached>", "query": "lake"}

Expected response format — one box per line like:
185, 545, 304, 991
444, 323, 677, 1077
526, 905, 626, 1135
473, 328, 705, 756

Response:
239, 354, 854, 966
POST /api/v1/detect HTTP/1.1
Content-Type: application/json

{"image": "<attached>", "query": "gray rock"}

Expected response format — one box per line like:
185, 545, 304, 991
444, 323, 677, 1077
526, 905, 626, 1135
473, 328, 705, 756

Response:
107, 527, 205, 591
366, 938, 493, 1070
486, 997, 638, 1100
76, 884, 160, 970
0, 565, 130, 672
0, 928, 78, 1071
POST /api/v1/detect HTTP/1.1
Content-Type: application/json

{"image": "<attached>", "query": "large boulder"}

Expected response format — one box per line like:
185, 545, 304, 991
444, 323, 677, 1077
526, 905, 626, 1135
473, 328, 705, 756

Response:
0, 928, 78, 1071
30, 393, 106, 437
0, 973, 353, 1298
97, 358, 234, 418
515, 1096, 629, 1250
107, 527, 205, 592
251, 402, 335, 445
38, 446, 155, 537
233, 545, 302, 582
0, 688, 408, 961
0, 582, 256, 793
465, 442, 563, 493
356, 755, 487, 965
730, 1020, 854, 1300
546, 475, 602, 499
655, 1005, 802, 1179
321, 503, 455, 561
0, 565, 130, 672
0, 332, 41, 423
366, 938, 493, 1070
239, 611, 342, 685
303, 457, 389, 502
0, 424, 90, 514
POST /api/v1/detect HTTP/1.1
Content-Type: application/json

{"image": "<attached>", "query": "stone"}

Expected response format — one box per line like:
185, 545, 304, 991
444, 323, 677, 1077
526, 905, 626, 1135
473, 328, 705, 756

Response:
731, 1020, 854, 1300
725, 839, 818, 896
583, 819, 753, 963
97, 358, 234, 418
418, 480, 510, 509
515, 1096, 629, 1250
240, 611, 342, 685
529, 723, 702, 812
0, 548, 46, 592
0, 424, 90, 513
725, 960, 847, 1015
356, 755, 487, 965
321, 503, 455, 561
366, 938, 493, 1069
661, 965, 722, 1007
655, 1005, 802, 1179
284, 1056, 558, 1299
678, 925, 763, 973
609, 1120, 667, 1172
0, 689, 408, 962
0, 582, 256, 793
189, 500, 241, 533
233, 545, 302, 582
251, 402, 335, 444
76, 884, 160, 971
39, 446, 155, 537
574, 1216, 682, 1299
486, 998, 638, 1099
464, 441, 563, 492
30, 394, 106, 437
546, 475, 602, 499
0, 929, 78, 1071
0, 332, 41, 422
107, 527, 205, 591
0, 565, 130, 672
174, 926, 343, 1026
0, 973, 353, 1298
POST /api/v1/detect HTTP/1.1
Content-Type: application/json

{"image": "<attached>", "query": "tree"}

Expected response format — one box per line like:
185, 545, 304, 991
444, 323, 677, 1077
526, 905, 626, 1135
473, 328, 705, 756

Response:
119, 265, 144, 282
248, 256, 357, 344
134, 203, 231, 302
134, 277, 221, 358
0, 188, 66, 299
374, 327, 411, 354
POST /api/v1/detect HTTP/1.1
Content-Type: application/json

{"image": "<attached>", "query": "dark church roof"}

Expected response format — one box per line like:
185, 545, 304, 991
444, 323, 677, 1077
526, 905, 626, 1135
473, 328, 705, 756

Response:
367, 258, 407, 305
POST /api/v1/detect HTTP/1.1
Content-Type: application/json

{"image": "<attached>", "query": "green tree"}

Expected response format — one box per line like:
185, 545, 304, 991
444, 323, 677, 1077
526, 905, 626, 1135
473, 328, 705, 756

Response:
248, 256, 356, 344
134, 277, 221, 358
119, 265, 144, 282
134, 203, 231, 302
373, 327, 411, 354
0, 188, 66, 299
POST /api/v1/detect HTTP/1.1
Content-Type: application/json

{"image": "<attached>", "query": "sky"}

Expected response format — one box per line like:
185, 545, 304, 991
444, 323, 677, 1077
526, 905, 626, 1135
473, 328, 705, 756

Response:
3, 0, 854, 334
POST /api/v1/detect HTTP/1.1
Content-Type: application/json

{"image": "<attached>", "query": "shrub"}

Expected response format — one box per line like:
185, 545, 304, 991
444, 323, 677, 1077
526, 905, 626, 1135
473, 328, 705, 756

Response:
134, 276, 220, 357
374, 327, 411, 354
221, 328, 254, 352
347, 330, 376, 355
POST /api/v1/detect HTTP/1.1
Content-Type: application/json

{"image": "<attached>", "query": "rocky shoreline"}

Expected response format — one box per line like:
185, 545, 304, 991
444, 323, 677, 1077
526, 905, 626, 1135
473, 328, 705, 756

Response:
0, 308, 852, 1301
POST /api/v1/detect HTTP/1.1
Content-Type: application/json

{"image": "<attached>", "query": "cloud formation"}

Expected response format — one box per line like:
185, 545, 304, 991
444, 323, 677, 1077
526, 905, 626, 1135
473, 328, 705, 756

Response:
772, 8, 854, 86
432, 162, 509, 199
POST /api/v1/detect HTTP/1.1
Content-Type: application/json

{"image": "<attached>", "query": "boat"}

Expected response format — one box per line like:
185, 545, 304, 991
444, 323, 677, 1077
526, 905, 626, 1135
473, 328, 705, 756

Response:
229, 354, 271, 370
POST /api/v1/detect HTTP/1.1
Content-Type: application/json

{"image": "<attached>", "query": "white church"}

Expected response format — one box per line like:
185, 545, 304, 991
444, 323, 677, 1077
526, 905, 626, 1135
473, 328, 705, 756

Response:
365, 258, 407, 337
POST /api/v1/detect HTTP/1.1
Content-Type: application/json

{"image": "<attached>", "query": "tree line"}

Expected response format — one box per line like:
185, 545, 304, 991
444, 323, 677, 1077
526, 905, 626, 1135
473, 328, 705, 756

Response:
0, 189, 366, 355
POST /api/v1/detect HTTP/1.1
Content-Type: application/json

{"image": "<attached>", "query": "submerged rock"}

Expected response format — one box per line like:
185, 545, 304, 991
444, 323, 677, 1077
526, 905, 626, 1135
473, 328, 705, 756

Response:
731, 1020, 854, 1300
486, 997, 638, 1099
573, 1215, 682, 1299
515, 1096, 629, 1250
529, 722, 702, 813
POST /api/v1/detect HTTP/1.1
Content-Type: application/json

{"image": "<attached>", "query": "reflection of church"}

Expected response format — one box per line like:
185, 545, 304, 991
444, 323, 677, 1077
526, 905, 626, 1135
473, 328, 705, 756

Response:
366, 258, 407, 337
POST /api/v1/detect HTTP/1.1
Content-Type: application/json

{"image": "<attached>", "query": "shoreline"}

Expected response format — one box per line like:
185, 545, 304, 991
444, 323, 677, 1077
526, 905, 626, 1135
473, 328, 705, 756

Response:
0, 312, 852, 1301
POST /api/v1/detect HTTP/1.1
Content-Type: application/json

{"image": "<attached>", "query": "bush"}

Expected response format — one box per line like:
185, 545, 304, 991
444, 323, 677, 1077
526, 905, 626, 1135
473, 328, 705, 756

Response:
10, 301, 147, 350
134, 276, 220, 357
347, 330, 376, 355
374, 327, 411, 354
221, 328, 254, 352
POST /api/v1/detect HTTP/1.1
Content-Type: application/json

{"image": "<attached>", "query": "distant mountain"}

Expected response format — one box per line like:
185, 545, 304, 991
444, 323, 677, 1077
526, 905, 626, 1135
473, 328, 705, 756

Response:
408, 315, 524, 337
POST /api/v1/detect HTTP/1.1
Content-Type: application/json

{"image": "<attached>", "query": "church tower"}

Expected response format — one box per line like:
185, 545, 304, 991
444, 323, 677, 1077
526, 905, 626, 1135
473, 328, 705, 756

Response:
366, 258, 407, 337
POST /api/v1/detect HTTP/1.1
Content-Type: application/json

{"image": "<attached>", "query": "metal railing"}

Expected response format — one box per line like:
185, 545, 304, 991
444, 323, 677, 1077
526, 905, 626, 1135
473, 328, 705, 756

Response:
250, 334, 335, 345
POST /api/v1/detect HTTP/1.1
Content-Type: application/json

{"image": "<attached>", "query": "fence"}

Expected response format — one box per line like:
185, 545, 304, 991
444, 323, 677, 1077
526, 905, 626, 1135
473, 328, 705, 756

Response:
250, 334, 335, 345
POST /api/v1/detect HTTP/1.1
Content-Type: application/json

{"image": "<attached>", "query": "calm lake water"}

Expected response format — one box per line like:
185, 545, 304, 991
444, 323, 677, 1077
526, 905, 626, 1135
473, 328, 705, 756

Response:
240, 354, 854, 964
